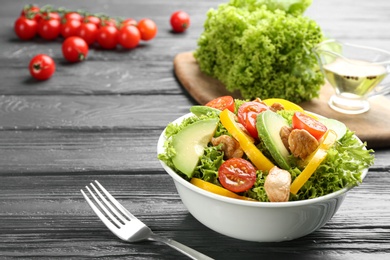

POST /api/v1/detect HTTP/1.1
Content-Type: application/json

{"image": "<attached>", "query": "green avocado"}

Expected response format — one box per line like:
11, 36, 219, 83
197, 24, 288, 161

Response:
172, 118, 219, 178
190, 105, 221, 117
318, 117, 347, 140
256, 110, 291, 170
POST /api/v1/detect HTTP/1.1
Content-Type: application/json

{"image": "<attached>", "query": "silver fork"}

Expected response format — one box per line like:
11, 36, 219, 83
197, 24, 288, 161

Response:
81, 180, 214, 260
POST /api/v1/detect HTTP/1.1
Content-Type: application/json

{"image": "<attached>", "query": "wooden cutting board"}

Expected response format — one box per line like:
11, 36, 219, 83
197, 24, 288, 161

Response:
174, 51, 390, 149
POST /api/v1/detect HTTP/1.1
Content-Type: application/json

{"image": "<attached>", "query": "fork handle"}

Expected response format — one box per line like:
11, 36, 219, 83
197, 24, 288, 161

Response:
149, 232, 214, 260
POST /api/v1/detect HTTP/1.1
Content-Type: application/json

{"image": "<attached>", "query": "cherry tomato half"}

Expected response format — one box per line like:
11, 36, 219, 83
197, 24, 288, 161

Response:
205, 96, 235, 112
237, 101, 269, 138
170, 11, 190, 33
97, 25, 118, 49
137, 18, 157, 41
218, 158, 257, 193
62, 36, 89, 62
29, 54, 55, 80
292, 112, 328, 140
38, 18, 61, 40
14, 16, 38, 40
118, 25, 140, 49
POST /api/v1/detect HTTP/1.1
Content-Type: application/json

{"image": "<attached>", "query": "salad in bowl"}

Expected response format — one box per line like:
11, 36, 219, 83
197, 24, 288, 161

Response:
157, 96, 374, 241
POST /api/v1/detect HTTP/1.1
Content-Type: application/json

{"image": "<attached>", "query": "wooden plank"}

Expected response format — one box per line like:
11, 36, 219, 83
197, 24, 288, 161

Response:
0, 95, 193, 128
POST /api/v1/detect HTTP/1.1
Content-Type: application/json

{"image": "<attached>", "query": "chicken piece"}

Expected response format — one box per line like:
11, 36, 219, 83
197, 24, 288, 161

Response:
253, 98, 267, 106
264, 166, 291, 202
270, 102, 285, 112
288, 129, 319, 160
211, 135, 244, 159
280, 126, 292, 151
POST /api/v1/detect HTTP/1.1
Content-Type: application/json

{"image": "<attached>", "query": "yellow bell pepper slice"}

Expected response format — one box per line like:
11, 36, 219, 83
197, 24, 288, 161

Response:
219, 109, 274, 172
190, 178, 256, 201
262, 98, 318, 119
290, 130, 337, 195
262, 98, 304, 111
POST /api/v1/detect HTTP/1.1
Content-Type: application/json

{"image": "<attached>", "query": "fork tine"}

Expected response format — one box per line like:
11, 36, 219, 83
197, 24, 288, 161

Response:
84, 185, 124, 228
90, 182, 128, 224
81, 189, 120, 232
94, 180, 137, 221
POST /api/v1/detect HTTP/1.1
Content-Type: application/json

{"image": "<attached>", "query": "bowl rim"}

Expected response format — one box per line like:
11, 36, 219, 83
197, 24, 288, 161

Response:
157, 112, 369, 208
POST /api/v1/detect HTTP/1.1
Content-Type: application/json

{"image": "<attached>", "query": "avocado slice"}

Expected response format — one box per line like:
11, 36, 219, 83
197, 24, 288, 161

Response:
190, 105, 221, 117
318, 117, 347, 140
172, 118, 219, 178
256, 110, 291, 170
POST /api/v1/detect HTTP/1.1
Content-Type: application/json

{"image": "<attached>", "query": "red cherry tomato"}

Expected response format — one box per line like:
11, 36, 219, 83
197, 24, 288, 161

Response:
100, 18, 117, 27
20, 5, 41, 22
41, 12, 61, 21
97, 25, 119, 49
29, 54, 55, 80
61, 19, 81, 38
84, 16, 101, 27
237, 101, 269, 138
64, 12, 83, 22
137, 18, 157, 41
170, 11, 190, 33
118, 25, 141, 49
77, 22, 98, 45
121, 18, 137, 27
218, 158, 257, 193
21, 4, 40, 16
205, 96, 235, 112
38, 18, 61, 40
62, 36, 89, 62
292, 112, 328, 140
14, 16, 38, 40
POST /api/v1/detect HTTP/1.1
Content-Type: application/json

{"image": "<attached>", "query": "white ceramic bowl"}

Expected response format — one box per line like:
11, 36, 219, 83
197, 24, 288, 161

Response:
157, 113, 368, 242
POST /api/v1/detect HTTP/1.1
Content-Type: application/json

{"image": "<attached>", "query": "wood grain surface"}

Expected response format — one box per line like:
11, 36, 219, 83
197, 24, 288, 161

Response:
0, 0, 389, 259
174, 51, 390, 148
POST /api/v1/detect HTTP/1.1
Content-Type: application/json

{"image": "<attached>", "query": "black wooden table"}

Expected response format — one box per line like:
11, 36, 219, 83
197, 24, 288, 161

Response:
1, 0, 389, 259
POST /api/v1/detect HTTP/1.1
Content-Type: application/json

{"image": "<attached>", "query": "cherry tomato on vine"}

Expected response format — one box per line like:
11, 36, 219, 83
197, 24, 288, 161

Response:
121, 18, 137, 27
29, 54, 56, 80
77, 22, 98, 45
97, 25, 118, 49
100, 17, 117, 27
21, 4, 40, 16
20, 4, 41, 21
84, 16, 101, 27
14, 16, 38, 40
237, 101, 269, 139
218, 158, 257, 193
205, 96, 235, 112
61, 19, 81, 38
62, 36, 89, 62
137, 18, 157, 41
41, 12, 61, 21
292, 112, 328, 140
118, 25, 140, 49
64, 12, 83, 22
170, 11, 190, 33
38, 18, 61, 40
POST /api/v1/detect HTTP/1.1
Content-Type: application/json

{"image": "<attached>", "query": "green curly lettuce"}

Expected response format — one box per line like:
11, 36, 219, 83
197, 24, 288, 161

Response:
194, 0, 324, 103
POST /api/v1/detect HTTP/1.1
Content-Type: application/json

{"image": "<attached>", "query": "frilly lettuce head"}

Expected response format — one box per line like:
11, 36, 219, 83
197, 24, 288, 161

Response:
194, 0, 324, 103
